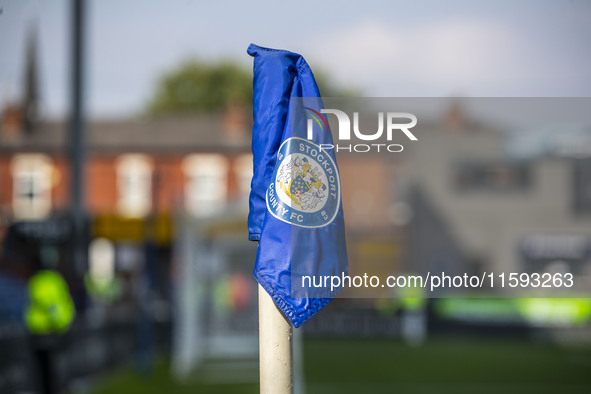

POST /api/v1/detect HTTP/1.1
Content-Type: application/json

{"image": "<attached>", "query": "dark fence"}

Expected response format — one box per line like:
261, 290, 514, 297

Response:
0, 314, 170, 394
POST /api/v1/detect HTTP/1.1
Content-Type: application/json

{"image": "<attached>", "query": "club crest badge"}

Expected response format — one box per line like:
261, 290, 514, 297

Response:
267, 137, 340, 228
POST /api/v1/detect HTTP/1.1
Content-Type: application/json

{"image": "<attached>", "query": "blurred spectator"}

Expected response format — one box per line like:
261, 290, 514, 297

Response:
0, 225, 32, 325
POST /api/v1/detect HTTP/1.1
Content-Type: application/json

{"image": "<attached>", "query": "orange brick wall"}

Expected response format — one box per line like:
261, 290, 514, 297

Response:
339, 156, 393, 231
86, 155, 118, 214
0, 158, 12, 212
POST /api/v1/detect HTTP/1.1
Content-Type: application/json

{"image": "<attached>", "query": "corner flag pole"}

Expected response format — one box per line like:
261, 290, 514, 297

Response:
259, 284, 294, 394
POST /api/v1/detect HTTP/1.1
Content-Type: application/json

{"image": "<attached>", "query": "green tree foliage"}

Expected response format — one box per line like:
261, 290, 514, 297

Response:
146, 58, 359, 115
147, 59, 253, 114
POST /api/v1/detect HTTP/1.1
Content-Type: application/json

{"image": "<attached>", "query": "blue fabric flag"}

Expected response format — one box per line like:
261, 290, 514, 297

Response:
247, 44, 348, 327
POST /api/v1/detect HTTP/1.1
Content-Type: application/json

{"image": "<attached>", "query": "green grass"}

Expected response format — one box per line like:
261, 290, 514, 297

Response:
90, 338, 591, 394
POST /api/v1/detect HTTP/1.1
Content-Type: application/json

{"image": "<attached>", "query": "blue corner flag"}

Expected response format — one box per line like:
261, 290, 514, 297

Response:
247, 44, 348, 327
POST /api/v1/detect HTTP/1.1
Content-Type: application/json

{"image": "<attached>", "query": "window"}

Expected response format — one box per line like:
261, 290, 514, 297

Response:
116, 154, 152, 218
455, 161, 531, 192
183, 154, 228, 216
573, 158, 591, 214
11, 154, 53, 220
234, 154, 253, 206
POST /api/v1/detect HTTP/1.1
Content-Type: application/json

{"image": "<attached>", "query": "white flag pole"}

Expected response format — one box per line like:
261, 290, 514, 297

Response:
258, 283, 294, 394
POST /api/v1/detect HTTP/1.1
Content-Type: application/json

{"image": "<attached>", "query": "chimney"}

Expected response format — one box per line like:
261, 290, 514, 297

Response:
223, 102, 250, 145
445, 100, 465, 134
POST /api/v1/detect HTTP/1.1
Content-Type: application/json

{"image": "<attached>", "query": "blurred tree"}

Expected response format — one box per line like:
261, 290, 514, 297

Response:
146, 58, 359, 115
147, 60, 252, 114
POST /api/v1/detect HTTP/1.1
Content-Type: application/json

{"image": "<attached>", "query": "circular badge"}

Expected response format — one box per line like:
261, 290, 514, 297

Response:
267, 137, 340, 228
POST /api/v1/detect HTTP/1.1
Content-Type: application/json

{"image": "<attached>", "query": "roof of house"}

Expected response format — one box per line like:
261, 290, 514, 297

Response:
0, 114, 252, 154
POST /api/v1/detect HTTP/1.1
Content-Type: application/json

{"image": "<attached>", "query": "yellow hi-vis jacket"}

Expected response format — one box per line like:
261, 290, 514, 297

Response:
25, 270, 75, 334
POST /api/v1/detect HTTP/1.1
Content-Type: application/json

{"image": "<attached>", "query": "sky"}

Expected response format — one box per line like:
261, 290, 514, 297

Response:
0, 0, 590, 119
